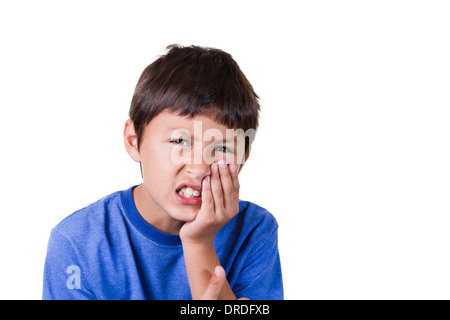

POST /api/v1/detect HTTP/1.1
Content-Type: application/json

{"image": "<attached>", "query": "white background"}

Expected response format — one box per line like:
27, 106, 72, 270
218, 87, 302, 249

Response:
1, 0, 449, 300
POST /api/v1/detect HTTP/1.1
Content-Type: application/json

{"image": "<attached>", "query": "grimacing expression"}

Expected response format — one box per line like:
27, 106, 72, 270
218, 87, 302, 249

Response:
125, 110, 251, 225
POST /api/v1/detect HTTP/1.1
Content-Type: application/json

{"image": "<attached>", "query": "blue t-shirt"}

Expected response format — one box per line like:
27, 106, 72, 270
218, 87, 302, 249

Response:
43, 185, 283, 300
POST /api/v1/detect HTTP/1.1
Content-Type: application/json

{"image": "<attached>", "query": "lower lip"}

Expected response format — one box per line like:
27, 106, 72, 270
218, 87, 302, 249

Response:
175, 191, 202, 205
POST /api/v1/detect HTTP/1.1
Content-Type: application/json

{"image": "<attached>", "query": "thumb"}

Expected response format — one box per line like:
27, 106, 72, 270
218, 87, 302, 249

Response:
199, 266, 225, 300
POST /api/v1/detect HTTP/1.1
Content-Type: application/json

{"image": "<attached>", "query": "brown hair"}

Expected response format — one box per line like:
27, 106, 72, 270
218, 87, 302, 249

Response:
129, 44, 260, 152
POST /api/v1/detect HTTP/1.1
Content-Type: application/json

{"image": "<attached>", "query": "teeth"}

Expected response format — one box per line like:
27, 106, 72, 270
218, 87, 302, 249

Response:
178, 186, 201, 198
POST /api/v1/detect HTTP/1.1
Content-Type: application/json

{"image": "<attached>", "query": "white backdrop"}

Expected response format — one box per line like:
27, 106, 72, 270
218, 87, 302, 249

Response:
1, 0, 449, 300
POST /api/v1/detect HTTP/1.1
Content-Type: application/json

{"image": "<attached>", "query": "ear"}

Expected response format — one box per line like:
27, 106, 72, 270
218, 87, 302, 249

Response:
237, 150, 251, 174
124, 119, 141, 162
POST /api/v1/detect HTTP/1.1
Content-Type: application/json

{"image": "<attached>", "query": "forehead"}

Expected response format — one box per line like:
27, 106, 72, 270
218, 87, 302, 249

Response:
147, 109, 230, 134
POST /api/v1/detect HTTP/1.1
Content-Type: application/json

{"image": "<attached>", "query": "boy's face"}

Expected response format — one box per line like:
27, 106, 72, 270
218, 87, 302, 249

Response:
124, 110, 249, 233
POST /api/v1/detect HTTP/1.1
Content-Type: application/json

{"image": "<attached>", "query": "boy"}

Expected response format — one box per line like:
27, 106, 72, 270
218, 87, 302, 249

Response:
43, 45, 283, 300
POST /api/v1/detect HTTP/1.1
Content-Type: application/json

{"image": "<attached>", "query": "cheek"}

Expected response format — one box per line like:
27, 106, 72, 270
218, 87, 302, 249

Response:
214, 152, 239, 165
141, 150, 177, 188
171, 145, 194, 165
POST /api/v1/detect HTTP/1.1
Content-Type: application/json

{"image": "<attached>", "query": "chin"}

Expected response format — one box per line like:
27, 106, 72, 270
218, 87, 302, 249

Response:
170, 206, 199, 222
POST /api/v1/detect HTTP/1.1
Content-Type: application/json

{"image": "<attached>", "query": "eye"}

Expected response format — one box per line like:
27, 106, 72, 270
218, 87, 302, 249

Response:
214, 146, 233, 153
170, 138, 189, 146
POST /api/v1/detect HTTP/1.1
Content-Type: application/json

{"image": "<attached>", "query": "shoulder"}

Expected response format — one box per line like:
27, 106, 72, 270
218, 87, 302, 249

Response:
237, 200, 279, 234
218, 200, 279, 246
51, 189, 125, 242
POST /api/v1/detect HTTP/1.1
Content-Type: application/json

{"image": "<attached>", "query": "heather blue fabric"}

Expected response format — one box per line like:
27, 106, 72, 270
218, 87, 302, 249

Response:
43, 185, 283, 300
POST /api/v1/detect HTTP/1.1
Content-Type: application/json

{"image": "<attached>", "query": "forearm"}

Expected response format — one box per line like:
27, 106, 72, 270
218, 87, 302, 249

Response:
182, 240, 236, 300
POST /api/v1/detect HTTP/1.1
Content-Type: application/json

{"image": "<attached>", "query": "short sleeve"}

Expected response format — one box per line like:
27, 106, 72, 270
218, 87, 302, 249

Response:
42, 229, 95, 300
231, 225, 284, 300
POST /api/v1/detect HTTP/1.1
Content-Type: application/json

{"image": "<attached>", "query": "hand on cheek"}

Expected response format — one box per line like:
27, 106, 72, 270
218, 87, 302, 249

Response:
179, 160, 240, 244
213, 160, 240, 218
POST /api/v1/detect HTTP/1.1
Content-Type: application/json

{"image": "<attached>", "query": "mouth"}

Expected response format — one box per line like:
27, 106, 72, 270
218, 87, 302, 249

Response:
175, 183, 202, 205
176, 186, 202, 198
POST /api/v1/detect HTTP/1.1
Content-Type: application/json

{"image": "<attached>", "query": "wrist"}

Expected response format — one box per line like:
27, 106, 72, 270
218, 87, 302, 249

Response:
180, 236, 215, 249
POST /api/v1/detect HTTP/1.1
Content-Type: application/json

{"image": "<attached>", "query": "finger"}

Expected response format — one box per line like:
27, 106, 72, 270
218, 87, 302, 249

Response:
220, 161, 240, 217
228, 163, 240, 192
200, 175, 214, 214
210, 162, 223, 213
217, 159, 234, 207
199, 266, 226, 300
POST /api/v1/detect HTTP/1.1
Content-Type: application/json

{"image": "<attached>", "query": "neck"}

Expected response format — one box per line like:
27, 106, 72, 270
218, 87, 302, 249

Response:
132, 185, 184, 235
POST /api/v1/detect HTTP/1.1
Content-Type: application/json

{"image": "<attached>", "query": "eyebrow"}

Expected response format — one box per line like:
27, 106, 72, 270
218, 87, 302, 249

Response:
165, 127, 192, 137
165, 126, 187, 132
167, 128, 236, 143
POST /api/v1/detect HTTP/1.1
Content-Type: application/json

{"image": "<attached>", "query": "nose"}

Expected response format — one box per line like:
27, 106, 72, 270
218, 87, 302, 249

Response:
185, 162, 211, 180
182, 144, 216, 179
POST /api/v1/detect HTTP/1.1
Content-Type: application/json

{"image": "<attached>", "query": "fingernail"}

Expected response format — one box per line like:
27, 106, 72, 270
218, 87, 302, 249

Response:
212, 163, 218, 172
218, 159, 227, 169
229, 164, 237, 172
206, 175, 210, 183
214, 266, 222, 276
